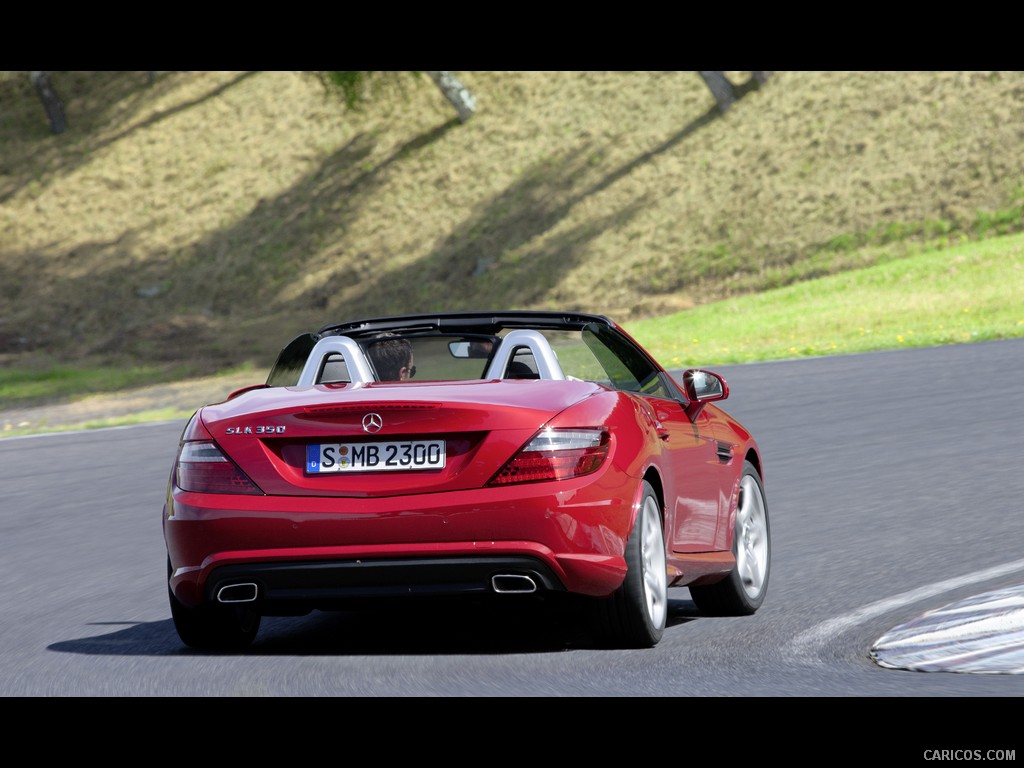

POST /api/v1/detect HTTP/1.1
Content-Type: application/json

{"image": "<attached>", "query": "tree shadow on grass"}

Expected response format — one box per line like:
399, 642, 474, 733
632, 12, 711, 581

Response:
0, 71, 258, 204
301, 105, 724, 320
2, 73, 728, 369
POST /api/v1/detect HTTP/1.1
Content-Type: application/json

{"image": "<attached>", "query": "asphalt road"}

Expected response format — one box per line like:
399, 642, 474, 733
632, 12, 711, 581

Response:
2, 339, 1024, 701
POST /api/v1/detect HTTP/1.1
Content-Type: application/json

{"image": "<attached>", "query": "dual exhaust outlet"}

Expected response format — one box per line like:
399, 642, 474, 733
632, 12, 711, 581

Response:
215, 573, 539, 603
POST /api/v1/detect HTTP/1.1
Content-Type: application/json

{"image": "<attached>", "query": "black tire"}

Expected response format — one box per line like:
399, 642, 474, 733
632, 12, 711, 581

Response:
591, 480, 668, 648
168, 560, 261, 651
689, 460, 770, 616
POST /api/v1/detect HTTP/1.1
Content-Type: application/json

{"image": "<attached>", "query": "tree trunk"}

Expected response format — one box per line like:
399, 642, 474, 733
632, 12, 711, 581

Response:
426, 71, 476, 123
30, 71, 66, 135
751, 71, 773, 86
697, 71, 736, 114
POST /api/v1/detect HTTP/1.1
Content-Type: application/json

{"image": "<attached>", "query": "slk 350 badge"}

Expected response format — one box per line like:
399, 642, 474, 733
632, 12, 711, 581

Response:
226, 425, 286, 435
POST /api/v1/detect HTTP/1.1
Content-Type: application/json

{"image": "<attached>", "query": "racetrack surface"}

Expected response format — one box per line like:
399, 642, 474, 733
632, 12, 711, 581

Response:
1, 339, 1023, 697
717, 339, 1024, 679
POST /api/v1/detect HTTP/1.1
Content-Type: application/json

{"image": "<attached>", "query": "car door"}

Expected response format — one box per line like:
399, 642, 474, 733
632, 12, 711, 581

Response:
637, 386, 724, 553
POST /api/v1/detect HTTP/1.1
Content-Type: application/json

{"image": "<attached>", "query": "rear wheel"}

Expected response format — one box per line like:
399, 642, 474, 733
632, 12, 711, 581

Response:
689, 460, 770, 616
591, 480, 667, 648
168, 560, 261, 651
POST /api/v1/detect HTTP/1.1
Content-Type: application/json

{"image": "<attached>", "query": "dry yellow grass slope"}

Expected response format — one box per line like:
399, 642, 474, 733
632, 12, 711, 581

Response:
2, 70, 1022, 380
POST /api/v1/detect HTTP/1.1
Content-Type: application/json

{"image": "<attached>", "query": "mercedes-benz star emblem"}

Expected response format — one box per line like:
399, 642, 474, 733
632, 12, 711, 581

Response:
362, 413, 383, 433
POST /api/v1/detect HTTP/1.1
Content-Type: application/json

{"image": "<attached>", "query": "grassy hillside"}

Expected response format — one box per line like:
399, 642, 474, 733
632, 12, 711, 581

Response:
2, 70, 1023, 389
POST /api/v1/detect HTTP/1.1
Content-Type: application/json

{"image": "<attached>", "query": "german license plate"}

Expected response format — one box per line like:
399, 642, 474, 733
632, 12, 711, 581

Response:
306, 440, 446, 473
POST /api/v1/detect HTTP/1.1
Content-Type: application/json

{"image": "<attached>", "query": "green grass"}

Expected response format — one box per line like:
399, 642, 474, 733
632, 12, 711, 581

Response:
0, 364, 179, 406
627, 231, 1024, 367
0, 362, 258, 410
1, 408, 189, 438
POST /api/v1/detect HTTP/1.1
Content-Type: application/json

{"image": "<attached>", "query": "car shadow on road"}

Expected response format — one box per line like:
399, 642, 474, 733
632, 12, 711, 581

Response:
50, 593, 703, 656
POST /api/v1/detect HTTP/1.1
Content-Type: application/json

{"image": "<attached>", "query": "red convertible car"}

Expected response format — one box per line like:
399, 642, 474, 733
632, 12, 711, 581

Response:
163, 311, 770, 650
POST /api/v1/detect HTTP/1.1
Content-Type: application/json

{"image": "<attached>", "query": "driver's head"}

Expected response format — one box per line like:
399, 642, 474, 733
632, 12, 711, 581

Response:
367, 335, 415, 381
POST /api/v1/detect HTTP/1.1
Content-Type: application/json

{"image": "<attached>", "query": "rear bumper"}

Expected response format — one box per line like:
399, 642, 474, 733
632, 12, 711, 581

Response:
164, 475, 638, 609
199, 555, 568, 614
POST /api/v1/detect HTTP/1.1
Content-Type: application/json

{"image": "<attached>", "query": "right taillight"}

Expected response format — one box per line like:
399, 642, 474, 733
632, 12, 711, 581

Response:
175, 440, 262, 495
489, 428, 610, 486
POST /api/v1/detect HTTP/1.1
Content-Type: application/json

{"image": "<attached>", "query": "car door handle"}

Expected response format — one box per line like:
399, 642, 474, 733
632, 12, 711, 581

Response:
656, 424, 670, 441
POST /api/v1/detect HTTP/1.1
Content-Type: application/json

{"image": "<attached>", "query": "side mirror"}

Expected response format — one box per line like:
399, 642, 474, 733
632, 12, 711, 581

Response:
681, 368, 729, 419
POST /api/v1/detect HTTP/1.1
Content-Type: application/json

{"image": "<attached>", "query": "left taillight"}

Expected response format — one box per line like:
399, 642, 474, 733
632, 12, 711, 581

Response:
489, 428, 610, 486
175, 440, 263, 495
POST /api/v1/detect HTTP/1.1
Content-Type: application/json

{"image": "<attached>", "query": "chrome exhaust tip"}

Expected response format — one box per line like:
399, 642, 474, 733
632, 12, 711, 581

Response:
491, 574, 538, 594
217, 582, 258, 603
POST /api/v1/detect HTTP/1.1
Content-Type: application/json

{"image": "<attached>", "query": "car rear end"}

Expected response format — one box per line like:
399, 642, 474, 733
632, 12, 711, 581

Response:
163, 379, 650, 617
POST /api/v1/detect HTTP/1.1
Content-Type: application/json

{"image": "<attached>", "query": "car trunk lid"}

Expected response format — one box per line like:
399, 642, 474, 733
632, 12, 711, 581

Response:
198, 379, 603, 496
